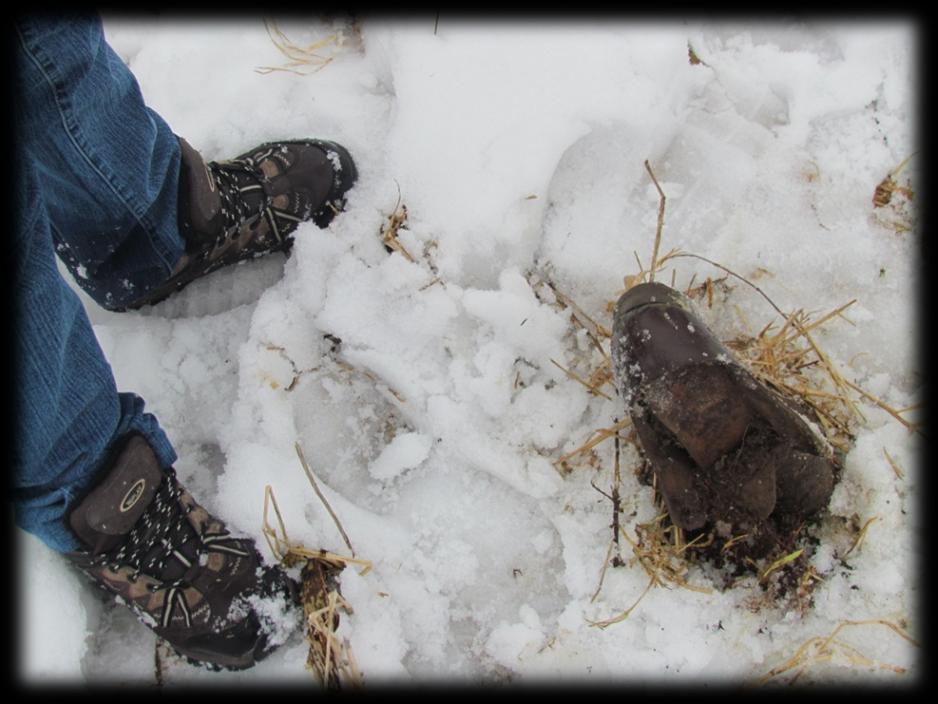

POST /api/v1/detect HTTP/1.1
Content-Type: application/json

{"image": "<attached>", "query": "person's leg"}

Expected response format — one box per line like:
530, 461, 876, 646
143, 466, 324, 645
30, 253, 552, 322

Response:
12, 12, 355, 550
13, 13, 351, 669
14, 13, 186, 311
12, 158, 177, 553
13, 160, 293, 669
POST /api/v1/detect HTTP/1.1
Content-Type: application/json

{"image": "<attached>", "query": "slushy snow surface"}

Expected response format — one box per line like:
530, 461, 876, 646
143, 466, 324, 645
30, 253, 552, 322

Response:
18, 16, 920, 687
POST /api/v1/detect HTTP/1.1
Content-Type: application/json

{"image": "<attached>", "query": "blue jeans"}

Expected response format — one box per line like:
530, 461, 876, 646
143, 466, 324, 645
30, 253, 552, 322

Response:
14, 14, 184, 552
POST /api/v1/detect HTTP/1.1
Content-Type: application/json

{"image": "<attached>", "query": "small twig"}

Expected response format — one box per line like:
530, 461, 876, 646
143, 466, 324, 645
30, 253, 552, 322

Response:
791, 322, 865, 422
687, 42, 709, 66
760, 548, 804, 582
611, 424, 624, 566
667, 252, 786, 318
296, 442, 356, 556
263, 484, 291, 560
890, 151, 918, 178
799, 299, 858, 334
589, 575, 656, 629
842, 516, 880, 559
633, 250, 645, 276
894, 402, 922, 414
590, 539, 616, 603
154, 641, 165, 688
550, 359, 614, 400
554, 417, 633, 468
380, 185, 415, 263
758, 618, 919, 685
590, 479, 615, 502
539, 278, 613, 344
265, 485, 372, 572
643, 160, 667, 283
883, 448, 905, 479
841, 377, 922, 434
257, 18, 337, 75
721, 532, 751, 554
670, 251, 917, 436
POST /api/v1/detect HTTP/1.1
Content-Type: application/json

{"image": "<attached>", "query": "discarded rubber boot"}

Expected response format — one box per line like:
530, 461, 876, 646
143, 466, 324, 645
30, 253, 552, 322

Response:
611, 281, 834, 532
66, 433, 299, 670
127, 136, 357, 309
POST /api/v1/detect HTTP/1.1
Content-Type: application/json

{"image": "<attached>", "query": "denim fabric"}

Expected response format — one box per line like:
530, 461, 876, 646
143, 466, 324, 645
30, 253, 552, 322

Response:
15, 13, 186, 309
13, 14, 183, 552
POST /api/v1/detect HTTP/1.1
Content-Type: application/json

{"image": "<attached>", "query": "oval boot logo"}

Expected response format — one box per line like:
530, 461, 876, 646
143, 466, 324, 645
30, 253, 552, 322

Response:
120, 479, 147, 513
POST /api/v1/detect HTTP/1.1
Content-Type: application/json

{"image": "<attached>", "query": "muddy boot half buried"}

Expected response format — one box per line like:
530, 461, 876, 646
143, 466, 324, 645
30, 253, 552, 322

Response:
611, 282, 835, 533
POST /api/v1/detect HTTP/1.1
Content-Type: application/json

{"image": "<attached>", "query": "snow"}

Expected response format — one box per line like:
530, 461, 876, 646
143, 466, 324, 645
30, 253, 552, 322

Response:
368, 431, 432, 480
17, 532, 96, 682
18, 16, 920, 688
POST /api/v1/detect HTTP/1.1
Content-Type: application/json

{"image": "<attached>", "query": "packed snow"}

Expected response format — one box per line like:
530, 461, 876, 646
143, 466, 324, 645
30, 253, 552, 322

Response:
17, 16, 920, 688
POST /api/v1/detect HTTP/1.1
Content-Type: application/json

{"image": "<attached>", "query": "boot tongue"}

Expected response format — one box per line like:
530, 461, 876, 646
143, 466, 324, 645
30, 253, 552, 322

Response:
68, 435, 165, 555
177, 137, 225, 246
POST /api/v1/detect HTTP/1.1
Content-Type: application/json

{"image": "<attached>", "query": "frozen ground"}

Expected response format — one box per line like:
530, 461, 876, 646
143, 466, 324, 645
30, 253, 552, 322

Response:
18, 16, 921, 689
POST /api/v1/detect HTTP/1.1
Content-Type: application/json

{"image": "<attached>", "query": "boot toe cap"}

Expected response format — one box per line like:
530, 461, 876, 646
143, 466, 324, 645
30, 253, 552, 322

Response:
178, 613, 268, 670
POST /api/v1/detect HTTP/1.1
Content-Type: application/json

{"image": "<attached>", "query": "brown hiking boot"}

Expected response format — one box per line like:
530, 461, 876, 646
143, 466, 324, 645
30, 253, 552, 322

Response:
127, 136, 357, 309
66, 433, 298, 670
611, 282, 834, 532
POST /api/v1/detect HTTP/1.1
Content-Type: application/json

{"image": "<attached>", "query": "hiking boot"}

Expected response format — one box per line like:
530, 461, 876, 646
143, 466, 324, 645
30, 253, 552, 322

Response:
127, 136, 357, 309
66, 433, 298, 670
611, 281, 834, 532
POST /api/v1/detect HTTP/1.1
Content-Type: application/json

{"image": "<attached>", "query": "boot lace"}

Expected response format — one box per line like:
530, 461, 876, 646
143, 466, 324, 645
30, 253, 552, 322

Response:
91, 468, 251, 628
209, 160, 266, 232
208, 147, 302, 251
